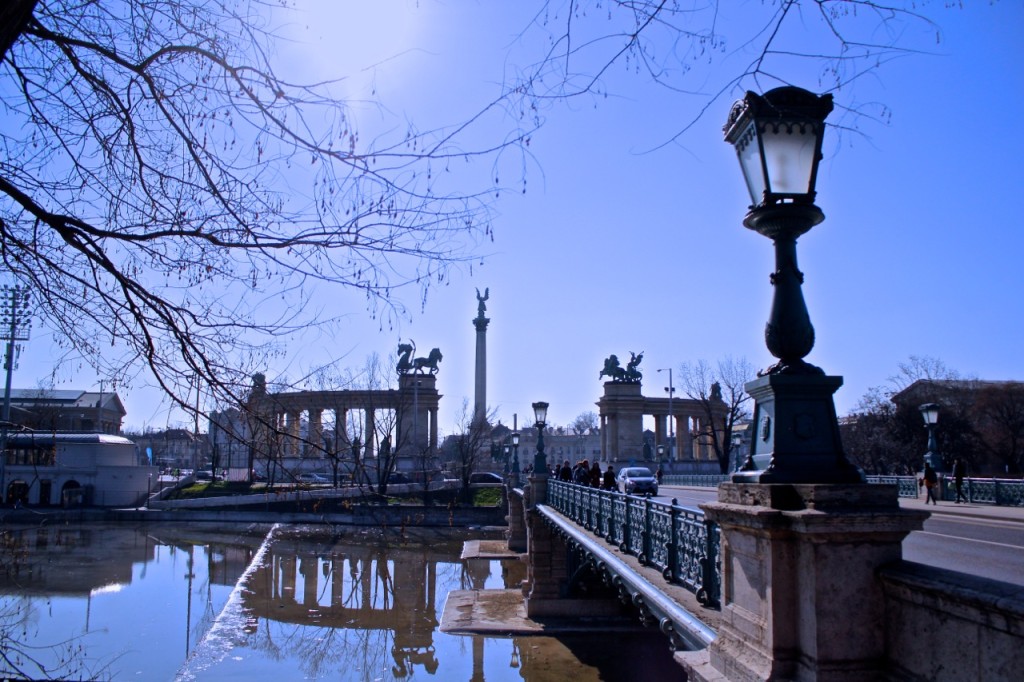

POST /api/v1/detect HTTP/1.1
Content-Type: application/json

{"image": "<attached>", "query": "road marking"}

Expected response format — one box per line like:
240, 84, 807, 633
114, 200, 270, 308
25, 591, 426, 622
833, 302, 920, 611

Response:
914, 530, 1024, 551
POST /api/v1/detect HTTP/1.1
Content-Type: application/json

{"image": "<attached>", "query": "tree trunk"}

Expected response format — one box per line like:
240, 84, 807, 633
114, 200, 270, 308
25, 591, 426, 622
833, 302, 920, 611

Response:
0, 0, 37, 64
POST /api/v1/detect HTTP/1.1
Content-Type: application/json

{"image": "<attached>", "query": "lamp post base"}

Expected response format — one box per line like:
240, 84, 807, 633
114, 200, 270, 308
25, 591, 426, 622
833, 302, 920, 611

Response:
734, 373, 864, 485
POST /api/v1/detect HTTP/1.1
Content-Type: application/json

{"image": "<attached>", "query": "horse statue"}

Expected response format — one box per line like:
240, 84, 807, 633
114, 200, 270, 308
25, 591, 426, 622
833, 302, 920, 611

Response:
396, 342, 415, 375
599, 354, 626, 382
624, 351, 644, 383
412, 347, 443, 374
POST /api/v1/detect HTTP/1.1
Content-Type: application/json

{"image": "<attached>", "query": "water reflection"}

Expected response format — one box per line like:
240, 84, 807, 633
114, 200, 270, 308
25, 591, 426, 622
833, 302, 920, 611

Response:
0, 524, 682, 681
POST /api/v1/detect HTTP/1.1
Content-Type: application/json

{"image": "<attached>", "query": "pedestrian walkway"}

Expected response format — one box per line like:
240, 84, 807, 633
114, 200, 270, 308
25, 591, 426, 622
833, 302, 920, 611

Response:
899, 493, 1024, 524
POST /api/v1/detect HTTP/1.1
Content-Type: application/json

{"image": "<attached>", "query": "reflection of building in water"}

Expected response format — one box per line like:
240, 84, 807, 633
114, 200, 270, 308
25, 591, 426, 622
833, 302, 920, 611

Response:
242, 542, 461, 676
0, 526, 154, 596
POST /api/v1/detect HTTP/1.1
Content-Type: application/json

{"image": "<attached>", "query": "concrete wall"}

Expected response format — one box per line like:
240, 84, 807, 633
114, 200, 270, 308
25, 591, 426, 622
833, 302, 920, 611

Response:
880, 562, 1024, 681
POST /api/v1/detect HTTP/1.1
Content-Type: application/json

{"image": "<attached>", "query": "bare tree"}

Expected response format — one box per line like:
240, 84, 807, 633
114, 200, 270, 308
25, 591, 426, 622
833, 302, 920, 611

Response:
678, 357, 755, 473
0, 0, 532, 420
445, 398, 497, 503
570, 410, 599, 435
506, 1, 943, 142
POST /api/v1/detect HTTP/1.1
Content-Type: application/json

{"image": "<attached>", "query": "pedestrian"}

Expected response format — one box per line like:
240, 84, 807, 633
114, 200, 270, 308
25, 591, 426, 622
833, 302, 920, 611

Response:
952, 458, 967, 503
573, 459, 590, 485
656, 466, 663, 484
602, 465, 617, 491
589, 461, 602, 488
922, 463, 939, 505
559, 460, 572, 482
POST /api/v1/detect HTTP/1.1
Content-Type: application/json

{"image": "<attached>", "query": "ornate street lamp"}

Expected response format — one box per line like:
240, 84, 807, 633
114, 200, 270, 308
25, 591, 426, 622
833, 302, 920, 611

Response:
532, 401, 549, 475
503, 444, 511, 474
724, 86, 862, 485
657, 443, 666, 465
919, 403, 942, 471
511, 431, 521, 486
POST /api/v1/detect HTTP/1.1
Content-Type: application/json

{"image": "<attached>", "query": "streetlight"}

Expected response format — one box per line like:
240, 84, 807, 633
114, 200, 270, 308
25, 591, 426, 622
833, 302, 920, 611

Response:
532, 401, 549, 475
724, 86, 862, 485
511, 431, 521, 486
657, 368, 675, 461
503, 444, 511, 474
919, 403, 942, 471
0, 284, 32, 501
731, 431, 743, 473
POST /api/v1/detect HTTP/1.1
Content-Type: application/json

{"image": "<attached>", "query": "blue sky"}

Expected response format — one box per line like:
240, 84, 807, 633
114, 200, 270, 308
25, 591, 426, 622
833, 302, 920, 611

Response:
14, 1, 1024, 433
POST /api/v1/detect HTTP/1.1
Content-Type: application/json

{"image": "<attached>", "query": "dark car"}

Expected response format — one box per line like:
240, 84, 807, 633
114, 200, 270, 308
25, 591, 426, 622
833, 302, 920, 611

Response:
468, 471, 504, 487
616, 467, 658, 495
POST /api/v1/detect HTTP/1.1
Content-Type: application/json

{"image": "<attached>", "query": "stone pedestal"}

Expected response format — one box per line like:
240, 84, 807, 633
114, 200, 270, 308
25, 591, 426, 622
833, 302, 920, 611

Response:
679, 482, 928, 682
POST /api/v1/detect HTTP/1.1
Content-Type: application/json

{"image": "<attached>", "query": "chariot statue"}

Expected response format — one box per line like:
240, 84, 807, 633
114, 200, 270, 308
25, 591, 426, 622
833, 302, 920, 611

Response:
599, 351, 643, 383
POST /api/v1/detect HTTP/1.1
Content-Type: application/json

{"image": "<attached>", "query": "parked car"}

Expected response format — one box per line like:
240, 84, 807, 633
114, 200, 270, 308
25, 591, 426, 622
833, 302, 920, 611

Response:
616, 467, 658, 495
195, 470, 213, 481
296, 472, 329, 485
469, 471, 504, 487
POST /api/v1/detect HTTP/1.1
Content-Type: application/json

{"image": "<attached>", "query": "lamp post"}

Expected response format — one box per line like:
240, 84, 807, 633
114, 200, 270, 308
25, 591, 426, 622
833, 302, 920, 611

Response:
532, 402, 548, 475
511, 431, 521, 486
919, 403, 942, 471
731, 431, 744, 473
503, 444, 511, 474
724, 86, 862, 485
658, 367, 675, 460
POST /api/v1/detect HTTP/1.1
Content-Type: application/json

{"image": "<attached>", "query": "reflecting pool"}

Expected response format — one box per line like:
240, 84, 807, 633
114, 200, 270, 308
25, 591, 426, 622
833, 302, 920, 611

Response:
0, 523, 684, 681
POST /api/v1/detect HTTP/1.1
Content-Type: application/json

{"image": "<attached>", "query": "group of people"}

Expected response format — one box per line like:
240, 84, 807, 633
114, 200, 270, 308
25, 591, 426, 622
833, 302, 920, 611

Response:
556, 459, 618, 491
920, 458, 968, 505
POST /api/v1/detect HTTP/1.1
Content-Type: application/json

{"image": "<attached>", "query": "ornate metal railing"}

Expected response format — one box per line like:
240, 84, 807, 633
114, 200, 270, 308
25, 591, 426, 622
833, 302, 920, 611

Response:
666, 472, 1024, 506
547, 479, 721, 607
865, 475, 920, 498
662, 474, 729, 488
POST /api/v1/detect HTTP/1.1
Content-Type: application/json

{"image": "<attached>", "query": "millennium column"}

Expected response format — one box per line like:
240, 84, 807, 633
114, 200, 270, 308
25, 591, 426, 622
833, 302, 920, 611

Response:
473, 288, 490, 427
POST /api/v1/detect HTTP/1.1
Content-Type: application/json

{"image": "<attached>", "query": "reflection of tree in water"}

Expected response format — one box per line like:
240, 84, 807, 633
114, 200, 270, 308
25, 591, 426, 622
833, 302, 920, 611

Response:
237, 538, 462, 679
0, 526, 113, 680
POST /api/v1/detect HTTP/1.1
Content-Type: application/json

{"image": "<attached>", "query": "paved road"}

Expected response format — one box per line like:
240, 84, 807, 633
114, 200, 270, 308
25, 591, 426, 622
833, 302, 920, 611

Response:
658, 485, 1024, 587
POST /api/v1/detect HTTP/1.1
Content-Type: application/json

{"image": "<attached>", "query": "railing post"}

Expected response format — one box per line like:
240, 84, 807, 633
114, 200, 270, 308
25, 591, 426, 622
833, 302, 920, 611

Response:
700, 518, 720, 608
620, 495, 631, 552
606, 490, 618, 544
666, 498, 680, 583
641, 495, 653, 565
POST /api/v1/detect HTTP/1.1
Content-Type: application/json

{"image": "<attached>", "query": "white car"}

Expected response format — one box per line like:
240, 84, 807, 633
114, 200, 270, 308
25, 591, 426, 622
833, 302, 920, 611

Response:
297, 472, 329, 484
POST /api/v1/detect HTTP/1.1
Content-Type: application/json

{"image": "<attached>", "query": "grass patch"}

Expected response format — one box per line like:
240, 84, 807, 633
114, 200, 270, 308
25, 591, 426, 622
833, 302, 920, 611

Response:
169, 481, 255, 499
473, 488, 502, 506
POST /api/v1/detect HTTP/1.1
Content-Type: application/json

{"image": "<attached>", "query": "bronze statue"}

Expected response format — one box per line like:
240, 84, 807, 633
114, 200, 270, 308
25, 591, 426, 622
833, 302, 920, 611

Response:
600, 351, 643, 383
600, 354, 624, 381
396, 342, 415, 375
475, 287, 489, 318
412, 347, 443, 374
625, 351, 644, 382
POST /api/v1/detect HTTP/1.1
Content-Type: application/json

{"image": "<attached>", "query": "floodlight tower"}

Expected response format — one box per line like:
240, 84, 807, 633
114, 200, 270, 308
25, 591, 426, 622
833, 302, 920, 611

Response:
0, 284, 33, 499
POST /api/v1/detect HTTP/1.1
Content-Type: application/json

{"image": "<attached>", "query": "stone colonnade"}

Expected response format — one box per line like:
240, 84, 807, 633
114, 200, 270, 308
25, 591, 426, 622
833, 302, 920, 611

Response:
596, 382, 728, 463
247, 374, 440, 468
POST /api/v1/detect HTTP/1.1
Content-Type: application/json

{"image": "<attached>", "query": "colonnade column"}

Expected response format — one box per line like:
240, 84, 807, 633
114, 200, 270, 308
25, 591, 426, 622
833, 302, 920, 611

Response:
307, 409, 323, 457
681, 416, 695, 459
364, 409, 375, 460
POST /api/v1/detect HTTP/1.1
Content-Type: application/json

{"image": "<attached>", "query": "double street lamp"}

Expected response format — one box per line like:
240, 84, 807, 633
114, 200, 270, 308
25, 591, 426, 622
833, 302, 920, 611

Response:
723, 86, 862, 485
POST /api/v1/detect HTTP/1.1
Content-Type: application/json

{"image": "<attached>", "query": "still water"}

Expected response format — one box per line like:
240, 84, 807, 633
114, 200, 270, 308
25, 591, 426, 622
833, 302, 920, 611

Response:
0, 523, 683, 681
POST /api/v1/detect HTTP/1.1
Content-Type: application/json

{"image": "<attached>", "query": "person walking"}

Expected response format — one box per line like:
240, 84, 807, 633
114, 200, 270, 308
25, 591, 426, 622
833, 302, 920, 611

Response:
952, 458, 967, 503
602, 465, 617, 491
922, 463, 939, 505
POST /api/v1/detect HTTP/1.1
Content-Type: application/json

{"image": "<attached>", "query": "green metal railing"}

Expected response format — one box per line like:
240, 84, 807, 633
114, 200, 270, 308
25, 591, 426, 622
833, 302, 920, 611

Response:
665, 472, 1024, 506
547, 479, 721, 607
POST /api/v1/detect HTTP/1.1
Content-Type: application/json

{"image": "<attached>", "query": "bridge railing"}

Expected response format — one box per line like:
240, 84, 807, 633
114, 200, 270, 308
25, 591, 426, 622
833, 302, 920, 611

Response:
547, 479, 721, 607
666, 472, 1024, 506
